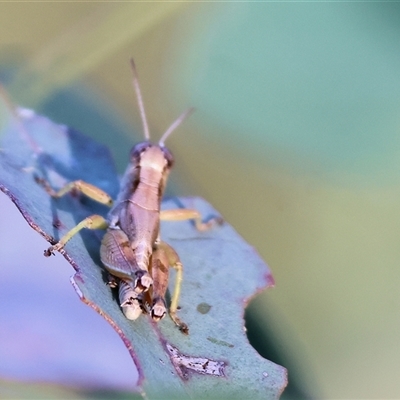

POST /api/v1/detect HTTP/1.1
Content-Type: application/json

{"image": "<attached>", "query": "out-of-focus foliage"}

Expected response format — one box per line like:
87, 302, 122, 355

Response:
1, 2, 400, 398
0, 378, 139, 400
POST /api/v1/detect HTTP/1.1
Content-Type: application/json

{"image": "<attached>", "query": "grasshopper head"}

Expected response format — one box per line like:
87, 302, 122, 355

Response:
129, 141, 174, 171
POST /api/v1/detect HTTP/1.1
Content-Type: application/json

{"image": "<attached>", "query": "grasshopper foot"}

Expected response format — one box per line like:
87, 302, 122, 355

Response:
44, 244, 57, 257
195, 214, 224, 232
107, 274, 118, 289
44, 248, 54, 257
44, 242, 63, 257
170, 310, 189, 335
179, 323, 189, 335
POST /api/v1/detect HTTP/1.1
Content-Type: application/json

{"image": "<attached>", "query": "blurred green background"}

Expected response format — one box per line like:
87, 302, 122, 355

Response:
1, 2, 400, 399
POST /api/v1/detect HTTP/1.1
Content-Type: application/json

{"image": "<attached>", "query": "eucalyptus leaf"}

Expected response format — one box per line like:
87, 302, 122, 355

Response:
0, 98, 287, 399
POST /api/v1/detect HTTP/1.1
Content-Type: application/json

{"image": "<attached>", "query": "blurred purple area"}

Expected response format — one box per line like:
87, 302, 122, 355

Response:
0, 192, 137, 390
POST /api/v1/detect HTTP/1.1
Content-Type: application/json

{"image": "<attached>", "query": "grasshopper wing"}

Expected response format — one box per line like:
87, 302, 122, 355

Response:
100, 229, 152, 291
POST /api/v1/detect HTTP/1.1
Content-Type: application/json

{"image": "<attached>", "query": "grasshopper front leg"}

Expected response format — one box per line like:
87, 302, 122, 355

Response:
36, 178, 113, 256
45, 214, 108, 256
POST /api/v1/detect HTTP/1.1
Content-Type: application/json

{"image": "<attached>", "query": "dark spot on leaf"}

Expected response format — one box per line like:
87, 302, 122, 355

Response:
207, 337, 234, 348
52, 217, 63, 229
197, 302, 211, 314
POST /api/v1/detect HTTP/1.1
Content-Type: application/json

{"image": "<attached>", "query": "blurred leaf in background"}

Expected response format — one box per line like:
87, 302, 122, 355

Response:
1, 1, 400, 399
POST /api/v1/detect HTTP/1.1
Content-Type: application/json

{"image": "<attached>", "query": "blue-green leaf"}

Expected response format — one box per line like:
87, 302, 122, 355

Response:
0, 98, 287, 399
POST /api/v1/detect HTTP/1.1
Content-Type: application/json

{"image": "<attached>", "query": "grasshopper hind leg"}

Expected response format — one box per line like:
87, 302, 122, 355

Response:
150, 242, 189, 334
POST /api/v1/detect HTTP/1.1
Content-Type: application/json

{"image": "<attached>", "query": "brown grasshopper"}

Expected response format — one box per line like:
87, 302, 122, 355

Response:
39, 59, 220, 334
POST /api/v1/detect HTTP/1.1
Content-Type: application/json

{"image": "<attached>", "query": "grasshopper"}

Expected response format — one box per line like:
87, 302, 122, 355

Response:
39, 59, 220, 334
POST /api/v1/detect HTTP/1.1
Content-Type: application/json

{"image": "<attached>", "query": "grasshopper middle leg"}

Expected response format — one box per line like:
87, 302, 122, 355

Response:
160, 208, 223, 231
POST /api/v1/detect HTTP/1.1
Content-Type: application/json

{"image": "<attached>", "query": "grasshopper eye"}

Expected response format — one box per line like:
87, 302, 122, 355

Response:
130, 141, 151, 162
160, 146, 174, 168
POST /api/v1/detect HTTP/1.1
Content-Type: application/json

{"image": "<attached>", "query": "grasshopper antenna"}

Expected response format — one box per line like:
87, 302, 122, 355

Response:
130, 58, 150, 141
159, 107, 195, 147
